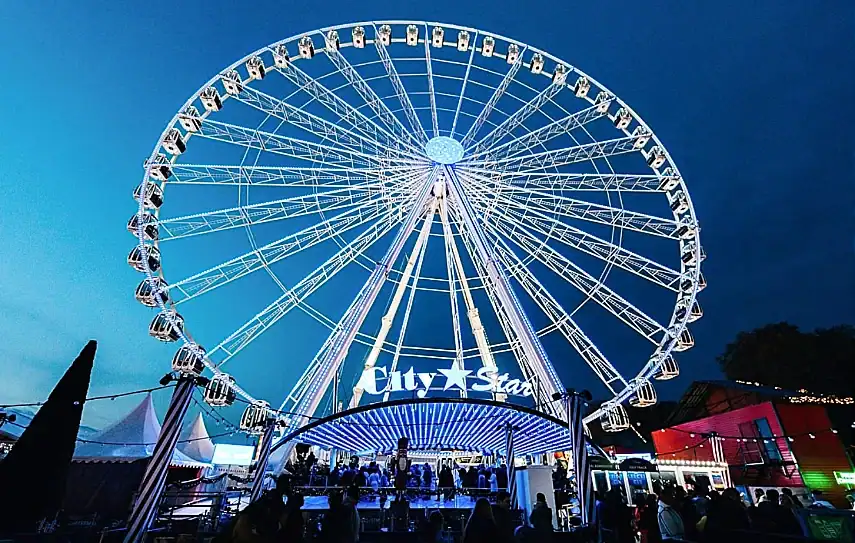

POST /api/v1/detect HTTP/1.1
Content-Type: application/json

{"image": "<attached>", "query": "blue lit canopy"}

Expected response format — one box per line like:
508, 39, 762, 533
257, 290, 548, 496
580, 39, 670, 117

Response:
274, 398, 576, 456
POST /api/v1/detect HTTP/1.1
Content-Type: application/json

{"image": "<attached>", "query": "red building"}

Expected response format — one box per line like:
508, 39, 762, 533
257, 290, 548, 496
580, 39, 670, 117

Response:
652, 381, 854, 507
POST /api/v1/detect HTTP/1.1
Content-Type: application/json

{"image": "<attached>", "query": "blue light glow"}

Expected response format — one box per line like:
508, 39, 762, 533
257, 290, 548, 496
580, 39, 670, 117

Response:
280, 399, 576, 455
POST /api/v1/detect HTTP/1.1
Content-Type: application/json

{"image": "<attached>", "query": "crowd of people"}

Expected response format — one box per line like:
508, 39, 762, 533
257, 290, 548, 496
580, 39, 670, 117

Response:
322, 461, 510, 494
595, 479, 831, 542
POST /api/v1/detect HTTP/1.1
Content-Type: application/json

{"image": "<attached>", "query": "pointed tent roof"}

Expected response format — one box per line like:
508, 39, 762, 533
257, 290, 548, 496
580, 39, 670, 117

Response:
178, 413, 215, 463
74, 393, 207, 468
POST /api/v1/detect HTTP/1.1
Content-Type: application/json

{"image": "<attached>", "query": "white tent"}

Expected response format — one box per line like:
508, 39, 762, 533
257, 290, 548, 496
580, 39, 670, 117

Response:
178, 413, 215, 464
73, 393, 207, 468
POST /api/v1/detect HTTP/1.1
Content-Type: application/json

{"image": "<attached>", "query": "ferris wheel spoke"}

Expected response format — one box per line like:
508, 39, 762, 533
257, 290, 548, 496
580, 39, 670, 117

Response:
194, 117, 423, 169
372, 26, 429, 142
319, 31, 425, 150
207, 209, 403, 369
462, 171, 682, 239
450, 30, 478, 138
166, 188, 419, 304
491, 239, 627, 394
231, 84, 415, 159
458, 169, 667, 192
463, 136, 637, 173
468, 79, 565, 154
448, 203, 557, 410
471, 196, 683, 290
272, 59, 420, 156
422, 24, 441, 138
488, 218, 667, 343
157, 180, 400, 241
168, 163, 417, 188
469, 104, 606, 163
460, 46, 526, 148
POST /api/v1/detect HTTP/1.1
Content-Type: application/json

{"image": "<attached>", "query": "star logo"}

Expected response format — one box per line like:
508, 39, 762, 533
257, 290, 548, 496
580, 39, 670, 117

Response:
438, 366, 472, 391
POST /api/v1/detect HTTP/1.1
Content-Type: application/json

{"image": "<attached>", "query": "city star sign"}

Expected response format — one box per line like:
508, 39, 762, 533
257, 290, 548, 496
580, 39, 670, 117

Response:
355, 365, 533, 398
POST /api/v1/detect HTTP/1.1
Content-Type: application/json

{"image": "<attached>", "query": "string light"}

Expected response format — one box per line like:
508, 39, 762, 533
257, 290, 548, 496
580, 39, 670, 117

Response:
0, 384, 175, 409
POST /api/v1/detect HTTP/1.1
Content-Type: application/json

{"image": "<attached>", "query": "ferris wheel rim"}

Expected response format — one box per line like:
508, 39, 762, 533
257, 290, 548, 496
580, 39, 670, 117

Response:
133, 19, 703, 427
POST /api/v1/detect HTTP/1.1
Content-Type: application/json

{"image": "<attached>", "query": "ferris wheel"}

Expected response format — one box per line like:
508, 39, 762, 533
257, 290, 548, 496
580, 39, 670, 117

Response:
128, 20, 705, 438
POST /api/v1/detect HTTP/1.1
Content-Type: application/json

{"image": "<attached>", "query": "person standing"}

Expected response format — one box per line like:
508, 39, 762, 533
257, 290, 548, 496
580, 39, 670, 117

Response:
529, 492, 553, 540
492, 490, 515, 543
489, 468, 498, 493
342, 485, 361, 543
464, 498, 500, 543
657, 487, 685, 541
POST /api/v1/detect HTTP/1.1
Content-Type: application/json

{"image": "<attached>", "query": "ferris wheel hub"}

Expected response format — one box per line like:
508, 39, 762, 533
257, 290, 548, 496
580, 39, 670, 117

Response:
424, 136, 464, 164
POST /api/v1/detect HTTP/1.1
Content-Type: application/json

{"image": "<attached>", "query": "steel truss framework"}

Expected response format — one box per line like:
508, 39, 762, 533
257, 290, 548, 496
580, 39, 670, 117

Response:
130, 21, 704, 452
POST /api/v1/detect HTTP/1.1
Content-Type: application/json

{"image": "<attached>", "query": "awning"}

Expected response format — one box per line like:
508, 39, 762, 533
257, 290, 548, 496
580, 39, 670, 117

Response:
273, 398, 578, 456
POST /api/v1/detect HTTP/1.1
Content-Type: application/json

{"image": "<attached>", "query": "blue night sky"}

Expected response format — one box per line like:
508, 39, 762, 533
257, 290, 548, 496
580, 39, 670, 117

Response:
0, 1, 852, 433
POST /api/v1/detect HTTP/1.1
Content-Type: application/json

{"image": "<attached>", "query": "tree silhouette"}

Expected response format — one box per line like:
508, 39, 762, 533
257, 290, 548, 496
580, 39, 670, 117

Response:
717, 323, 854, 396
0, 341, 95, 534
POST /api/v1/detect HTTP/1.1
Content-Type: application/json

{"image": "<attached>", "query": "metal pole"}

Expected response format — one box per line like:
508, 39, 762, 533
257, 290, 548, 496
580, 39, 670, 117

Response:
124, 377, 195, 542
567, 392, 593, 525
249, 419, 277, 503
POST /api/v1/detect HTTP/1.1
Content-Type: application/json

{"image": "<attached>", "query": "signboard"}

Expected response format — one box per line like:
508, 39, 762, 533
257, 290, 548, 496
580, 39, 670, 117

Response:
834, 471, 855, 485
355, 365, 533, 398
211, 444, 255, 466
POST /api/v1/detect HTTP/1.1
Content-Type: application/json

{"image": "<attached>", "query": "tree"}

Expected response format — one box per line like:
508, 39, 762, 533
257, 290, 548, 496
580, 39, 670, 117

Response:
0, 341, 95, 534
716, 323, 854, 396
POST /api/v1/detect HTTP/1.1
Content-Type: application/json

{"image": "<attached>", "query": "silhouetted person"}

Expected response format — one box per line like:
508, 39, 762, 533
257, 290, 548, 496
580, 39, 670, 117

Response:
638, 493, 661, 543
464, 497, 500, 543
423, 510, 448, 543
703, 488, 750, 541
529, 492, 553, 540
492, 490, 515, 543
282, 493, 305, 542
657, 486, 685, 541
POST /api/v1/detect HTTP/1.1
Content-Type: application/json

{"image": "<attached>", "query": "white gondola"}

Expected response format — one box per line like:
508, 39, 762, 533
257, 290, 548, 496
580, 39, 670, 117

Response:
128, 244, 161, 273
149, 310, 184, 342
178, 105, 201, 133
600, 404, 630, 432
552, 64, 568, 85
675, 222, 696, 240
629, 379, 657, 407
699, 245, 707, 262
481, 36, 495, 57
127, 212, 158, 241
325, 30, 340, 51
669, 191, 689, 214
653, 355, 680, 380
200, 86, 222, 112
632, 126, 651, 149
298, 36, 315, 59
144, 154, 172, 181
272, 44, 290, 67
506, 43, 520, 64
162, 128, 186, 156
133, 181, 164, 209
647, 146, 666, 169
595, 91, 613, 114
172, 344, 206, 375
659, 168, 681, 191
675, 297, 702, 323
240, 401, 271, 433
680, 273, 706, 292
457, 30, 470, 51
135, 277, 169, 307
530, 53, 544, 74
246, 56, 265, 80
614, 108, 631, 130
674, 327, 694, 352
222, 70, 243, 96
574, 76, 590, 97
352, 26, 365, 48
406, 25, 418, 46
205, 373, 237, 407
377, 25, 391, 46
681, 242, 698, 265
432, 26, 444, 48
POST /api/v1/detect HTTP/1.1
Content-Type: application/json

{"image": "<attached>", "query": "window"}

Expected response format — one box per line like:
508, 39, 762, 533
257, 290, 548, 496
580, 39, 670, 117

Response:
737, 418, 783, 464
754, 418, 783, 462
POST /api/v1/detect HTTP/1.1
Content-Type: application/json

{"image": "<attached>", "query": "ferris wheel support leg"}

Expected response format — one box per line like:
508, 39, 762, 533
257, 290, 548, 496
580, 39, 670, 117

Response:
567, 392, 594, 525
442, 165, 566, 418
124, 377, 195, 543
249, 418, 278, 503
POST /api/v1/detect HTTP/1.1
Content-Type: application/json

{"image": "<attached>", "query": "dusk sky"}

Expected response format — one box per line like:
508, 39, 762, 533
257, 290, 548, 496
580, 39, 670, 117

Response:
0, 1, 852, 433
